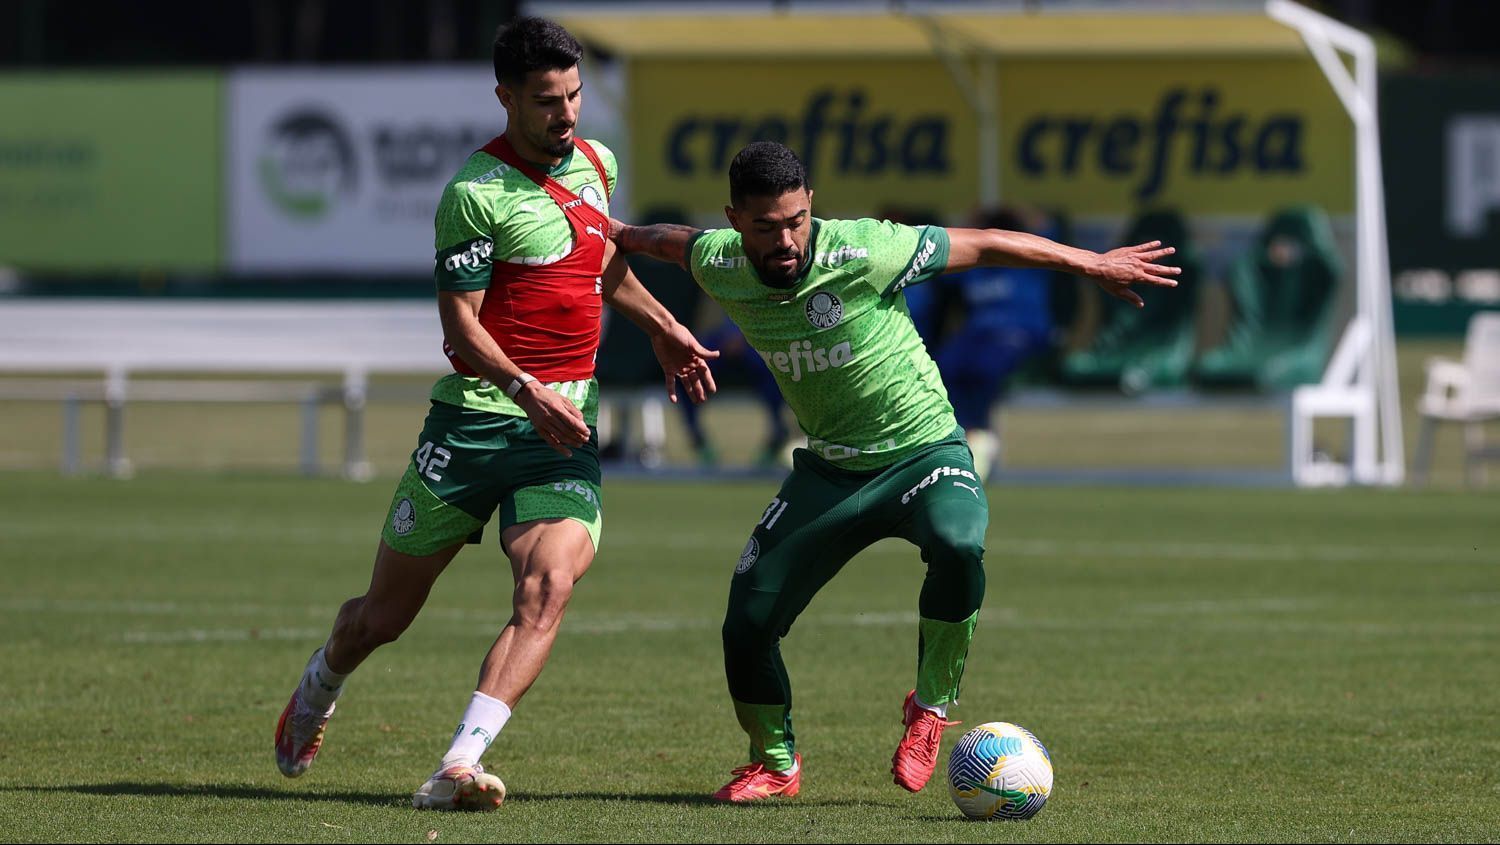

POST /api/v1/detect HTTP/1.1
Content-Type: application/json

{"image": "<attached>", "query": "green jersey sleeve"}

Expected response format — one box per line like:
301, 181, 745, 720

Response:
842, 218, 950, 297
686, 227, 736, 283
432, 180, 496, 292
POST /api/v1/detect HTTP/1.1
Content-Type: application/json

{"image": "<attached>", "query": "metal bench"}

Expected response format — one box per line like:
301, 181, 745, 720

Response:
0, 299, 446, 478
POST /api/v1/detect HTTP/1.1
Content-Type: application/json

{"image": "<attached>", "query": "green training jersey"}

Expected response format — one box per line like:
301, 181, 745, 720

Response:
427, 140, 617, 422
688, 218, 957, 471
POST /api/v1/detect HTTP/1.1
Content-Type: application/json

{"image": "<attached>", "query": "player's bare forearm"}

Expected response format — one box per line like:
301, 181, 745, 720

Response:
608, 218, 701, 269
603, 261, 675, 337
435, 290, 528, 384
945, 228, 1097, 276
597, 242, 719, 403
944, 227, 1180, 308
601, 243, 674, 336
436, 289, 589, 451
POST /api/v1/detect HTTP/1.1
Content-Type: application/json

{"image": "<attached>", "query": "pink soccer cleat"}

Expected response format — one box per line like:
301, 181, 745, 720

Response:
711, 754, 801, 803
891, 689, 960, 792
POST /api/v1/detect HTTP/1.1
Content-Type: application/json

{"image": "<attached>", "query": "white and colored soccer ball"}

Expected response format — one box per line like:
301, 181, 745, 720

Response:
947, 721, 1053, 820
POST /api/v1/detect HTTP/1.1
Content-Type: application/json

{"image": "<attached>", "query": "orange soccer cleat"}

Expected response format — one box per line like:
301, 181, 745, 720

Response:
891, 690, 960, 793
711, 753, 802, 803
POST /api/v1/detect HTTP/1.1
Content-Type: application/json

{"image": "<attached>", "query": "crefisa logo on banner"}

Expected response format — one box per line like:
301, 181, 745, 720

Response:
258, 109, 358, 219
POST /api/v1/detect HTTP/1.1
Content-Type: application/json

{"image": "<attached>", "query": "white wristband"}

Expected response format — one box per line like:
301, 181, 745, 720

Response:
505, 373, 537, 399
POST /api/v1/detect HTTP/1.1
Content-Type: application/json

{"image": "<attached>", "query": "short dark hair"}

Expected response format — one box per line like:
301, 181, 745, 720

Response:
493, 17, 583, 86
728, 142, 809, 207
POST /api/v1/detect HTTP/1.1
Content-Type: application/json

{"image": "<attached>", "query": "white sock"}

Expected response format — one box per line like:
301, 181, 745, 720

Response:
440, 691, 513, 769
915, 693, 950, 718
299, 647, 348, 711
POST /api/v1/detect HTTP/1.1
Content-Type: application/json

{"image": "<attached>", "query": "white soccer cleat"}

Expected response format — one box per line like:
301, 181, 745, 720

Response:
274, 690, 335, 778
412, 763, 507, 811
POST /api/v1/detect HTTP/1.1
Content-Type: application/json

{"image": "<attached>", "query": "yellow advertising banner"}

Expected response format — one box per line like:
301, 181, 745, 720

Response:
628, 60, 978, 220
627, 56, 1352, 222
997, 58, 1353, 216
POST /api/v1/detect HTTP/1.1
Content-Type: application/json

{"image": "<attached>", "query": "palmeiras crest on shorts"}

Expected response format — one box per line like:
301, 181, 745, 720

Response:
806, 291, 843, 328
580, 184, 605, 212
736, 536, 760, 574
392, 497, 416, 536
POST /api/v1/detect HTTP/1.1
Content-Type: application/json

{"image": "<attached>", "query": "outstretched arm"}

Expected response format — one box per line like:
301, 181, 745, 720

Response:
608, 218, 703, 269
945, 227, 1180, 309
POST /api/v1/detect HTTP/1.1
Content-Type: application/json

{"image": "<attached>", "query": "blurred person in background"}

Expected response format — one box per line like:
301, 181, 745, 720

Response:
609, 141, 1177, 802
910, 206, 1061, 478
273, 17, 716, 812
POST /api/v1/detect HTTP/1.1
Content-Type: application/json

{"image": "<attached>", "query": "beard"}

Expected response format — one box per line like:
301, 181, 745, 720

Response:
533, 122, 575, 159
753, 247, 804, 286
540, 135, 575, 158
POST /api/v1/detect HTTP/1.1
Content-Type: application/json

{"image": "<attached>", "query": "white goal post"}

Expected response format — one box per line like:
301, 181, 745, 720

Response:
1266, 0, 1403, 486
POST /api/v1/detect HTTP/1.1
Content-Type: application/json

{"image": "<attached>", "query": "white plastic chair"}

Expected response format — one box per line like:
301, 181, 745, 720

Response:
1412, 311, 1500, 485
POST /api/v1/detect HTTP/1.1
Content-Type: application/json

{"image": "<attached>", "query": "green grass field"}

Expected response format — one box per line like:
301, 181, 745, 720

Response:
1, 472, 1496, 843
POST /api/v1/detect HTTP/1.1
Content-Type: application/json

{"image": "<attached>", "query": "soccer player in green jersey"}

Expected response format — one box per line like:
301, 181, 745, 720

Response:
610, 141, 1179, 802
273, 18, 716, 811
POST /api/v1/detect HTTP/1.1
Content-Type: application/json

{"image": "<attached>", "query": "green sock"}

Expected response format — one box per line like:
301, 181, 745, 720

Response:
731, 698, 796, 771
916, 610, 979, 707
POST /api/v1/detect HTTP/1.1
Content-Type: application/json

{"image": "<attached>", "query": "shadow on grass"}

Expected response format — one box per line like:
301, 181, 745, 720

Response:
0, 782, 404, 808
511, 792, 880, 808
3, 782, 884, 810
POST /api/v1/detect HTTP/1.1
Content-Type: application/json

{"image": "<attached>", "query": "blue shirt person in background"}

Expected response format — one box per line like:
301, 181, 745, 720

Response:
903, 206, 1059, 477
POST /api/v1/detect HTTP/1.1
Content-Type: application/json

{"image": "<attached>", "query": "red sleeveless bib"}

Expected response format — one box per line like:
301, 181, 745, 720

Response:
443, 135, 610, 382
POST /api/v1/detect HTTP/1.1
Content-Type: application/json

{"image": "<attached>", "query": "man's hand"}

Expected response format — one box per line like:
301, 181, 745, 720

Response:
1085, 241, 1181, 308
650, 322, 720, 404
514, 382, 591, 456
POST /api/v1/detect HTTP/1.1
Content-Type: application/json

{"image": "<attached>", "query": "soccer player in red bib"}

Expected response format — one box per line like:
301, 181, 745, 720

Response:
273, 17, 717, 810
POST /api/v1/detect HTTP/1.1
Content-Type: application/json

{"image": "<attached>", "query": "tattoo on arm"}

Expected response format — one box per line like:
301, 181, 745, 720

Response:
618, 223, 700, 267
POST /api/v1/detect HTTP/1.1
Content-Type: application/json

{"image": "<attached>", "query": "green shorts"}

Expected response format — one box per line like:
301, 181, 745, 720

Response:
380, 401, 603, 556
731, 428, 988, 608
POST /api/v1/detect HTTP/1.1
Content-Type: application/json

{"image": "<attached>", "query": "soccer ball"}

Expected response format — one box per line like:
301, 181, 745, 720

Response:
947, 721, 1053, 820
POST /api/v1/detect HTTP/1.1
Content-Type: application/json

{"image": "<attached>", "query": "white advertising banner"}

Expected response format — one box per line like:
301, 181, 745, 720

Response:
229, 67, 499, 272
227, 65, 626, 273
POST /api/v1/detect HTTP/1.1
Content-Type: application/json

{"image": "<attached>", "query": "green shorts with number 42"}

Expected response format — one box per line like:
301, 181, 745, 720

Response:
380, 401, 603, 556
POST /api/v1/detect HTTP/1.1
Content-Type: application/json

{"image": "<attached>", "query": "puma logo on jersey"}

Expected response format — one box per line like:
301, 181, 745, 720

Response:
585, 225, 606, 243
953, 481, 980, 497
901, 466, 979, 504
